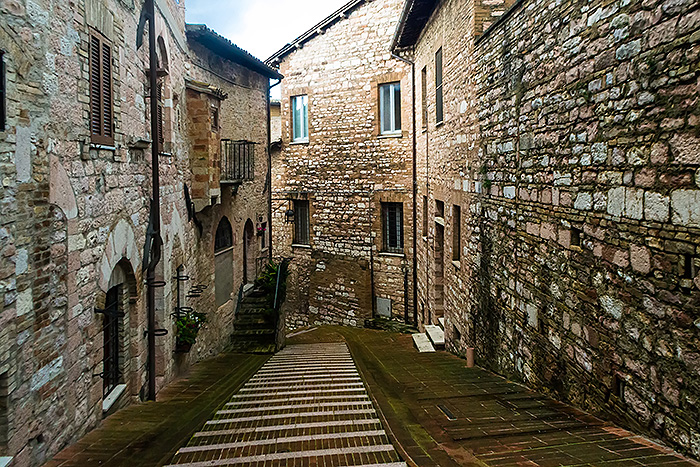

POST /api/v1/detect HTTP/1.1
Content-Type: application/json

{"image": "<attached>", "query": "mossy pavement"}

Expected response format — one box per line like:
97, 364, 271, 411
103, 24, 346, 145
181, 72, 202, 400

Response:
45, 326, 699, 466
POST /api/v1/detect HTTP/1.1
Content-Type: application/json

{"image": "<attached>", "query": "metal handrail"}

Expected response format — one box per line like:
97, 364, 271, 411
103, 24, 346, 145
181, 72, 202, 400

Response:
220, 139, 254, 182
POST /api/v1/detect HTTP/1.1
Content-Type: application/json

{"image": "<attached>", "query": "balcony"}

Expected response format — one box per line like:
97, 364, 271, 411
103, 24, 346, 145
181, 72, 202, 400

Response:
221, 140, 255, 184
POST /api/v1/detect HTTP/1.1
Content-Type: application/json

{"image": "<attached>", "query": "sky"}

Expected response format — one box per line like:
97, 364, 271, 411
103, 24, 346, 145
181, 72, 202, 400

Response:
185, 0, 352, 62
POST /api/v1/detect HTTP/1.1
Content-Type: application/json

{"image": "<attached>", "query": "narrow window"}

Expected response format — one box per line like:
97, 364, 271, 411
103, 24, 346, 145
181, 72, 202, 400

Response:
453, 205, 461, 261
260, 222, 267, 250
103, 285, 121, 397
89, 32, 113, 145
293, 200, 310, 245
571, 228, 582, 248
613, 374, 625, 399
682, 254, 694, 279
422, 195, 428, 236
435, 48, 443, 124
210, 105, 219, 133
0, 371, 7, 453
382, 202, 404, 253
291, 95, 308, 142
435, 199, 444, 218
379, 82, 401, 135
0, 51, 5, 132
421, 66, 427, 129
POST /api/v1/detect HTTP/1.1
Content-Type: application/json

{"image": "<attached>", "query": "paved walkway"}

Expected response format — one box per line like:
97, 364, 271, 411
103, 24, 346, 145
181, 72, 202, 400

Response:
168, 343, 406, 466
45, 353, 269, 467
293, 327, 699, 467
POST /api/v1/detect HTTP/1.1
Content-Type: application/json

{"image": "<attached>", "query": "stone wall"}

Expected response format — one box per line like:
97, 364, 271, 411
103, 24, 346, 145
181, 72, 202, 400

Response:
410, 0, 700, 458
270, 0, 415, 329
0, 0, 271, 464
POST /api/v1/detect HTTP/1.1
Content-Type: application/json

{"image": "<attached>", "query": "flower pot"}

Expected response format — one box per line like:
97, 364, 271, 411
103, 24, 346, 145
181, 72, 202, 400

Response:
175, 341, 193, 353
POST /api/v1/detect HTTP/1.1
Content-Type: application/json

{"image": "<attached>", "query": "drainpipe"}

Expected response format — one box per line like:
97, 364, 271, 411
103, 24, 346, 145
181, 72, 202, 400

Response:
268, 79, 282, 260
145, 0, 161, 402
392, 51, 418, 327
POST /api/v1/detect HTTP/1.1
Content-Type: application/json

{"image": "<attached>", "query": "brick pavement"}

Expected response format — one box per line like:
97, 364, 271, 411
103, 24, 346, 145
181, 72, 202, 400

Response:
167, 343, 406, 466
289, 327, 699, 467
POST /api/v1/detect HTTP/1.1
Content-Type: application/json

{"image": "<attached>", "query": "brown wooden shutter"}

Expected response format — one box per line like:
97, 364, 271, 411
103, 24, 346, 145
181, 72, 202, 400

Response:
157, 81, 164, 145
89, 32, 113, 145
101, 42, 112, 140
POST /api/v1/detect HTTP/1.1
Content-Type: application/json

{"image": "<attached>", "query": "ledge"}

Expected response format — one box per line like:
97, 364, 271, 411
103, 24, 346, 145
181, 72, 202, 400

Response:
290, 140, 309, 146
90, 143, 116, 151
435, 217, 445, 226
379, 252, 405, 258
452, 260, 461, 269
292, 243, 311, 249
103, 383, 127, 413
378, 133, 403, 139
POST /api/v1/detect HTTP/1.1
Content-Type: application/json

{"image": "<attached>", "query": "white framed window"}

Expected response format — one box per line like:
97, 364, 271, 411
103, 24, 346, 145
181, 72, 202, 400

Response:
379, 82, 401, 135
291, 95, 308, 142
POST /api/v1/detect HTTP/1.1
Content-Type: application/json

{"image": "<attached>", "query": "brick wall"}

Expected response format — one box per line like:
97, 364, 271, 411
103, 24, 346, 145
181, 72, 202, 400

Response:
271, 0, 415, 328
0, 0, 271, 464
412, 0, 700, 458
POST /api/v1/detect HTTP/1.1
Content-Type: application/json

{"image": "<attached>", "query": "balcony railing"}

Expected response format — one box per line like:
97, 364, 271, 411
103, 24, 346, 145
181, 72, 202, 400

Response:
221, 140, 254, 183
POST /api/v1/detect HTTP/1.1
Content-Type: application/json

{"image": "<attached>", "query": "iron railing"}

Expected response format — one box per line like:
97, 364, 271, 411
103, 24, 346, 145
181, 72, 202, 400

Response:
220, 140, 254, 183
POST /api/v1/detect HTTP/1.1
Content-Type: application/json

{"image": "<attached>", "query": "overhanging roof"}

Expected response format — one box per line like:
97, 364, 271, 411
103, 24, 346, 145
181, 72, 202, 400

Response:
266, 0, 366, 65
391, 0, 438, 51
186, 24, 283, 80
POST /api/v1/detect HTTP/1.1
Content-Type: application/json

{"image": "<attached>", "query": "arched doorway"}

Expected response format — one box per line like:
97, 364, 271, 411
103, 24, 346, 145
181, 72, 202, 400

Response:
214, 217, 234, 308
243, 219, 256, 284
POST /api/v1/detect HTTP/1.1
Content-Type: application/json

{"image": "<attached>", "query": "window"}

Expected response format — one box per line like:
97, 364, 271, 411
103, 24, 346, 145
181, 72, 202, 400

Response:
103, 285, 121, 397
0, 51, 5, 132
211, 105, 219, 132
422, 195, 428, 236
293, 200, 310, 245
291, 95, 308, 142
89, 32, 113, 145
435, 48, 443, 124
382, 202, 404, 253
214, 217, 234, 307
421, 67, 427, 129
0, 371, 7, 453
379, 82, 401, 134
260, 222, 267, 250
452, 205, 461, 261
435, 199, 444, 218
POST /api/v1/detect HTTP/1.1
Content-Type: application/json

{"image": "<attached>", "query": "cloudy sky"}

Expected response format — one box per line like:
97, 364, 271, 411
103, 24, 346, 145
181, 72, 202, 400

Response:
185, 0, 351, 62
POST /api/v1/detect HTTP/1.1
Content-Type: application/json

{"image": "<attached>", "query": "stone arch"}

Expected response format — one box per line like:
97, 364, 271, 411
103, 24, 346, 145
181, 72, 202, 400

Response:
98, 219, 141, 293
101, 259, 138, 411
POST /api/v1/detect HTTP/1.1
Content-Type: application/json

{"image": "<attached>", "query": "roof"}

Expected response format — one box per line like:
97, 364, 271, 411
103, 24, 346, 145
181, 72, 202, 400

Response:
186, 24, 283, 80
391, 0, 438, 50
266, 0, 366, 65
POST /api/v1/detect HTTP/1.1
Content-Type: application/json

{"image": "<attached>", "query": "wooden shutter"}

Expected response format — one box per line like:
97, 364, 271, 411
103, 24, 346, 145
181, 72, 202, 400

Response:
157, 81, 164, 144
90, 32, 113, 145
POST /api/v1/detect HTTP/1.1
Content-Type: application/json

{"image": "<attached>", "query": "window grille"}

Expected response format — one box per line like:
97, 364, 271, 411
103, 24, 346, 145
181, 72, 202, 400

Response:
220, 140, 254, 182
382, 202, 404, 253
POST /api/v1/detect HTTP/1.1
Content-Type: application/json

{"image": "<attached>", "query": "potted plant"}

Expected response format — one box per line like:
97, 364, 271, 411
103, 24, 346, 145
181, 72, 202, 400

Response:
175, 311, 207, 353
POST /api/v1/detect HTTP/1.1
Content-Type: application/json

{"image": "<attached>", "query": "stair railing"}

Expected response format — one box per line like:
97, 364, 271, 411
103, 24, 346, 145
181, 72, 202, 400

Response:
233, 283, 244, 318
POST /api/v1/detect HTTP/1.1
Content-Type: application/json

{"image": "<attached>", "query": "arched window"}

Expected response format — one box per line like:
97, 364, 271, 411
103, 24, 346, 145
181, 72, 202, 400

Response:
214, 217, 234, 307
215, 217, 233, 252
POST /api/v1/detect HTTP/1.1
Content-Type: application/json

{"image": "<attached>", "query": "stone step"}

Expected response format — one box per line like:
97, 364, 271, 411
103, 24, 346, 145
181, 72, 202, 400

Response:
425, 325, 445, 348
438, 317, 445, 329
412, 333, 436, 353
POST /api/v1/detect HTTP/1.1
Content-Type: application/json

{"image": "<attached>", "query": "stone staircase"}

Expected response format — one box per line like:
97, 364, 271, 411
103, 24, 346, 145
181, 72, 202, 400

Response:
412, 315, 446, 353
230, 289, 277, 353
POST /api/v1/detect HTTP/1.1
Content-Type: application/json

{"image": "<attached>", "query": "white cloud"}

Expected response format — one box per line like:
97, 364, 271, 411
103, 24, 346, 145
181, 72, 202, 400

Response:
185, 0, 351, 61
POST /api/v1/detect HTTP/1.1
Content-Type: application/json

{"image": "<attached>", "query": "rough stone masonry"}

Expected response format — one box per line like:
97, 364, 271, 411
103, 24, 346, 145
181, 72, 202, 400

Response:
393, 0, 700, 459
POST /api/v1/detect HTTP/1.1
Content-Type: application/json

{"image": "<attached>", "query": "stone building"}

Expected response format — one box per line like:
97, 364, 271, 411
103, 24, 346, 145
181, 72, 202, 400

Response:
393, 0, 700, 459
0, 0, 278, 464
267, 0, 415, 329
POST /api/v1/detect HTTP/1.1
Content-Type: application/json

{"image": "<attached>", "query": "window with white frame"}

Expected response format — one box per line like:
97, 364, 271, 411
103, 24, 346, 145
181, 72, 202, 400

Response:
379, 82, 401, 135
291, 95, 308, 142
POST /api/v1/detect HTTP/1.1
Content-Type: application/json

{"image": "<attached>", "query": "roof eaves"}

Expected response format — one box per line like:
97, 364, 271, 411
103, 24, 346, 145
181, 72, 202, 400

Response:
391, 0, 438, 50
265, 0, 366, 65
186, 24, 283, 80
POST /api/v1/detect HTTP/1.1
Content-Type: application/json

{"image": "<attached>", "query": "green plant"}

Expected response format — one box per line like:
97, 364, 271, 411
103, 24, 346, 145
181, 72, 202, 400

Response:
175, 311, 207, 346
255, 260, 289, 310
